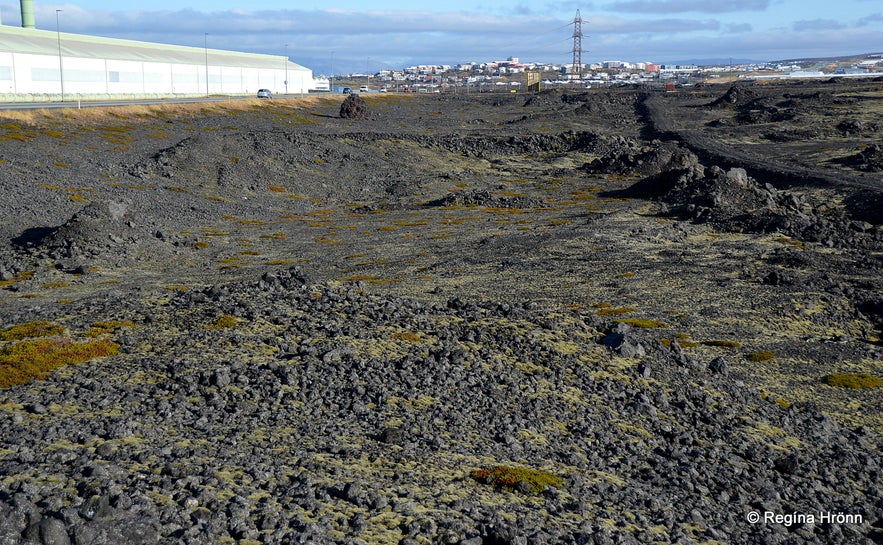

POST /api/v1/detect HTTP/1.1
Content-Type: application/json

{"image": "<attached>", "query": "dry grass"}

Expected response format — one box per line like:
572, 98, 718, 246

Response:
0, 96, 341, 128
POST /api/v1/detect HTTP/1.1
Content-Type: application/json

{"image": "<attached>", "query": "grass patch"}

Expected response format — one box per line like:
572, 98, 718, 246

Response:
822, 373, 882, 389
471, 465, 564, 494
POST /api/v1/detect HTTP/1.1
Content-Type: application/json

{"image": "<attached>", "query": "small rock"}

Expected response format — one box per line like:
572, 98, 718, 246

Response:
707, 357, 728, 375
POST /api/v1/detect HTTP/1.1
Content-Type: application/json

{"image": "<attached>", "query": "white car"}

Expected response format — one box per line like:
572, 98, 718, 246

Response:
359, 85, 369, 93
256, 89, 272, 98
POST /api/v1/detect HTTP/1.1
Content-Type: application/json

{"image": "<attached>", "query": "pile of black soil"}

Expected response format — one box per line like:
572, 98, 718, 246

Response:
838, 144, 883, 172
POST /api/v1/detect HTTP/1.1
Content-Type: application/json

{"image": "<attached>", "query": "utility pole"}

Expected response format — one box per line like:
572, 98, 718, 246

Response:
572, 9, 583, 80
204, 33, 209, 97
56, 10, 64, 101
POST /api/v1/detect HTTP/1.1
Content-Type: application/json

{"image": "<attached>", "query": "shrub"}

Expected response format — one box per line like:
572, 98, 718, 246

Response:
471, 465, 563, 494
823, 373, 882, 389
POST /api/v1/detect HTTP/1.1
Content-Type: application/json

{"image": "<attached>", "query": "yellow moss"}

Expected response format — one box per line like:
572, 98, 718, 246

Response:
207, 315, 239, 330
618, 318, 668, 329
390, 331, 422, 343
471, 465, 564, 494
823, 373, 882, 389
746, 351, 775, 362
0, 321, 65, 342
0, 338, 119, 388
85, 320, 136, 338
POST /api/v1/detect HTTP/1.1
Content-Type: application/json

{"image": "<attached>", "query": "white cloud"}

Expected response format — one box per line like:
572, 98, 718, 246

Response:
792, 18, 846, 31
604, 0, 769, 14
4, 3, 876, 73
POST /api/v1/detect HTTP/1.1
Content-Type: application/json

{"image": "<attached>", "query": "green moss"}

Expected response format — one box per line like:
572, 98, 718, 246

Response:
0, 321, 65, 342
746, 351, 775, 362
471, 465, 564, 494
823, 373, 883, 389
0, 338, 119, 388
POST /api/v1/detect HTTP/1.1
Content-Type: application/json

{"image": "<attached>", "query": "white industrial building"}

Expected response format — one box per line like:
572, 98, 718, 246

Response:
0, 1, 314, 101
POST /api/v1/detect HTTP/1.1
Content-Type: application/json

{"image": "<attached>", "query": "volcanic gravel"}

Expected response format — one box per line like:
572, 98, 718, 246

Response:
0, 84, 882, 544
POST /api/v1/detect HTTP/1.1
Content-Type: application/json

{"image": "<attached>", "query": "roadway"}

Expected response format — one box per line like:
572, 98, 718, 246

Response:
0, 93, 318, 110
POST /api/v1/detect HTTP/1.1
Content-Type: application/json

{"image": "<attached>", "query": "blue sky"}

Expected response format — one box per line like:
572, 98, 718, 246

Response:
3, 1, 881, 73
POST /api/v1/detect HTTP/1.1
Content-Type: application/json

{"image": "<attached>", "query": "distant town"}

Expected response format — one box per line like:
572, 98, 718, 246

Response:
323, 53, 883, 92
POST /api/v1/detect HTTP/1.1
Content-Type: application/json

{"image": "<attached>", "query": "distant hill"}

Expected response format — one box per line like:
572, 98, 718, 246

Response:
664, 58, 764, 67
662, 52, 882, 68
774, 52, 883, 64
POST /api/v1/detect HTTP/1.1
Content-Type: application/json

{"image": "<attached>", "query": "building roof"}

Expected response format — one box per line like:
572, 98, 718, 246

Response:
0, 25, 310, 71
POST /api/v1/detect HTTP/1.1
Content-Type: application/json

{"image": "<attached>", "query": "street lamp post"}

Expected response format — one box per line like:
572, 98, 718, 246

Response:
55, 9, 64, 102
204, 33, 209, 97
284, 44, 289, 95
330, 51, 334, 93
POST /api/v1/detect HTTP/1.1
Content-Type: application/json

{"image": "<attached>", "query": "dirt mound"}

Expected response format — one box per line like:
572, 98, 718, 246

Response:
585, 139, 700, 177
339, 94, 370, 119
706, 84, 760, 108
128, 131, 297, 191
28, 200, 171, 263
